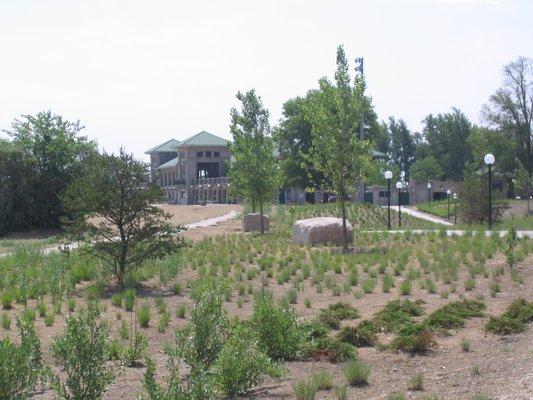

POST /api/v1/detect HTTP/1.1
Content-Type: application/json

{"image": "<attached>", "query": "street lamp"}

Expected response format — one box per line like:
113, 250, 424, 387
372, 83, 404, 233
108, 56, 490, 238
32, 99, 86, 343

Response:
384, 170, 393, 230
484, 153, 495, 228
427, 182, 432, 205
446, 189, 451, 220
396, 181, 403, 228
453, 193, 458, 223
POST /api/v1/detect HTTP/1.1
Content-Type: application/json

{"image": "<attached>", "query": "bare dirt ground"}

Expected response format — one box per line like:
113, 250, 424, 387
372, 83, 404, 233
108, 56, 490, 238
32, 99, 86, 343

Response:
159, 203, 242, 226
502, 200, 531, 219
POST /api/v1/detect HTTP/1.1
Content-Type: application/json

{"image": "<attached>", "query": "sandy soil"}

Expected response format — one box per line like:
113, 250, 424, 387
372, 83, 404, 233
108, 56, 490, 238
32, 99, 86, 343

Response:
159, 203, 242, 226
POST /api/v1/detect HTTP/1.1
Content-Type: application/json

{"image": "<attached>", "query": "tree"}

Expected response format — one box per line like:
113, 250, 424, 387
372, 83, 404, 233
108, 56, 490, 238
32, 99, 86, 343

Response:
228, 90, 279, 234
514, 161, 533, 213
410, 156, 444, 182
468, 126, 518, 176
421, 108, 473, 180
62, 149, 184, 287
274, 94, 325, 190
387, 117, 415, 180
1, 111, 95, 234
483, 57, 533, 176
305, 45, 374, 250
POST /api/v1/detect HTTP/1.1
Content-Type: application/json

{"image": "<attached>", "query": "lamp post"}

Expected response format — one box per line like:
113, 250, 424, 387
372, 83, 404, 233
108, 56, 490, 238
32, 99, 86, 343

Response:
453, 193, 458, 223
384, 170, 393, 230
396, 181, 403, 228
484, 153, 495, 228
427, 182, 432, 205
446, 189, 451, 220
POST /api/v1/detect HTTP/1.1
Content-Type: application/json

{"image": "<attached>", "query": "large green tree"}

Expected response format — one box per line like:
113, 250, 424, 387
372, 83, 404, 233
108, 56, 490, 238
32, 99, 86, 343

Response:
62, 149, 184, 287
305, 45, 373, 250
1, 111, 95, 234
421, 108, 473, 180
483, 57, 533, 176
386, 117, 415, 181
228, 90, 279, 234
410, 156, 444, 182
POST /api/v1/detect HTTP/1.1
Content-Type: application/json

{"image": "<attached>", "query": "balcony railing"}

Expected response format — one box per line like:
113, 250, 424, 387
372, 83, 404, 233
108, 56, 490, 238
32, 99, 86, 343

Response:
193, 177, 230, 186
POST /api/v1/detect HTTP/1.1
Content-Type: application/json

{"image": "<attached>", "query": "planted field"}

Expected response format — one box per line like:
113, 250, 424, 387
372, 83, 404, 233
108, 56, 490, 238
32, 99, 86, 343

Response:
1, 204, 532, 400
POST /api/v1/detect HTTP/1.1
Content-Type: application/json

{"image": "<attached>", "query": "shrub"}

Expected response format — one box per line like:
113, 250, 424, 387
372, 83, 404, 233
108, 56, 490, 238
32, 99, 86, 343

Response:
408, 373, 424, 391
461, 337, 472, 352
176, 303, 186, 319
1, 291, 14, 309
382, 274, 394, 293
374, 300, 424, 333
37, 302, 46, 318
486, 298, 533, 335
399, 280, 411, 295
287, 288, 298, 304
318, 311, 341, 330
305, 298, 312, 308
44, 313, 55, 327
344, 360, 371, 386
310, 370, 334, 390
124, 288, 135, 311
424, 299, 485, 330
293, 379, 316, 400
0, 319, 43, 399
172, 282, 182, 295
157, 312, 170, 333
252, 294, 304, 361
111, 293, 122, 308
312, 337, 357, 363
327, 302, 360, 320
51, 304, 114, 399
1, 313, 11, 330
464, 278, 475, 291
67, 298, 76, 312
337, 320, 377, 347
361, 278, 376, 293
213, 324, 279, 397
138, 303, 151, 328
391, 324, 437, 354
124, 332, 148, 367
119, 320, 129, 340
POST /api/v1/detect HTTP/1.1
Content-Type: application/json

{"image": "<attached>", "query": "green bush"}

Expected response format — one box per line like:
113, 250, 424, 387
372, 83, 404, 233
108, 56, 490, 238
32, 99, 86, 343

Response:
486, 298, 533, 335
51, 304, 114, 399
424, 300, 485, 330
327, 302, 360, 320
344, 360, 371, 386
0, 319, 43, 399
124, 288, 135, 311
337, 320, 377, 347
391, 324, 437, 354
399, 280, 412, 295
138, 303, 151, 328
1, 313, 10, 330
213, 324, 279, 397
1, 291, 14, 309
124, 333, 147, 367
176, 303, 186, 318
252, 294, 304, 361
373, 300, 424, 333
111, 293, 122, 308
311, 337, 357, 363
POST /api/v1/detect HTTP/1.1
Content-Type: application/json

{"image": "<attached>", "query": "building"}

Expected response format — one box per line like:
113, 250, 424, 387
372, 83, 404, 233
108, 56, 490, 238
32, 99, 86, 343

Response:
146, 131, 233, 205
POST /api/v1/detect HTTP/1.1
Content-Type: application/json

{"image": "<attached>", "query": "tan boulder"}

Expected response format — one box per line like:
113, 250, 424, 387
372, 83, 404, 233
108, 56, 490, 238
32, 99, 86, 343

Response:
243, 213, 270, 232
293, 217, 353, 245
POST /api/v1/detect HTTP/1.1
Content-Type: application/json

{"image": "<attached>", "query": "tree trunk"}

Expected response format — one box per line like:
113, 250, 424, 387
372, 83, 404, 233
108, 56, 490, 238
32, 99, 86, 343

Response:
117, 262, 125, 288
340, 197, 348, 252
259, 200, 264, 234
252, 197, 256, 213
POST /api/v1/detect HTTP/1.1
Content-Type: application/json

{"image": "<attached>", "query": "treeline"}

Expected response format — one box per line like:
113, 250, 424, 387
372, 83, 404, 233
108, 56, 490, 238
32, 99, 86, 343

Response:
275, 56, 532, 190
0, 112, 96, 235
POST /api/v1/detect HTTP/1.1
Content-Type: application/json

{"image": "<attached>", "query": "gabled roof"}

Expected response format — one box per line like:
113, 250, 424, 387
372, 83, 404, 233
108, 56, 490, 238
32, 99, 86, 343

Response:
177, 131, 229, 148
156, 156, 180, 170
145, 139, 180, 154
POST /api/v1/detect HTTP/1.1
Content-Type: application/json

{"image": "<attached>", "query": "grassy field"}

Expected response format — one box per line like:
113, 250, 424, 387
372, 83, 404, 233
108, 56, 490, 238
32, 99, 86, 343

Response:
1, 204, 532, 400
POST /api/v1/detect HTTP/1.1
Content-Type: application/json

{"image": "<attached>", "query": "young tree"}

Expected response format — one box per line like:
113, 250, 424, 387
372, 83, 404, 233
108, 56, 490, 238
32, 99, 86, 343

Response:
305, 45, 374, 250
228, 90, 279, 234
483, 57, 533, 176
387, 117, 415, 181
514, 161, 533, 214
410, 156, 444, 182
62, 149, 184, 287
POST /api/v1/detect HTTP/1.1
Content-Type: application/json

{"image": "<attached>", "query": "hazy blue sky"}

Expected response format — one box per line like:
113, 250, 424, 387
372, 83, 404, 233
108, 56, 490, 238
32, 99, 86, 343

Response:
1, 0, 531, 159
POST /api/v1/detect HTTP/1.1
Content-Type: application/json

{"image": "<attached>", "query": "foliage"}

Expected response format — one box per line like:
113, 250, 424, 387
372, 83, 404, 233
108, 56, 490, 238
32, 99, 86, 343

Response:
0, 319, 43, 400
417, 200, 454, 219
51, 303, 114, 400
310, 337, 357, 363
504, 226, 518, 269
62, 149, 184, 286
228, 89, 279, 230
293, 379, 317, 400
410, 156, 444, 182
337, 320, 377, 347
386, 117, 415, 181
124, 333, 147, 367
252, 292, 305, 360
423, 300, 485, 330
390, 323, 437, 354
344, 359, 371, 386
373, 300, 424, 333
0, 111, 96, 235
309, 370, 334, 390
485, 298, 533, 335
304, 45, 374, 249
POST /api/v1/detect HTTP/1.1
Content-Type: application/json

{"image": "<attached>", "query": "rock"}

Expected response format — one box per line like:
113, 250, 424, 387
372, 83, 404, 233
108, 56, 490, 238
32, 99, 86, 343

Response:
243, 213, 270, 232
293, 217, 353, 246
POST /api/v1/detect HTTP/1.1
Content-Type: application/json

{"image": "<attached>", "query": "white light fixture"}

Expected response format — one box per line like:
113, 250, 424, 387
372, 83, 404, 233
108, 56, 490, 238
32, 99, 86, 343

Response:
395, 182, 403, 190
447, 189, 451, 195
427, 182, 431, 189
453, 193, 458, 199
384, 170, 393, 180
484, 153, 495, 165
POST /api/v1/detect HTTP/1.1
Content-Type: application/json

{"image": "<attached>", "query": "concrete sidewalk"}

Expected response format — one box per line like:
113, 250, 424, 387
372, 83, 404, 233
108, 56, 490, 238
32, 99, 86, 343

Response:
386, 205, 454, 226
365, 229, 533, 239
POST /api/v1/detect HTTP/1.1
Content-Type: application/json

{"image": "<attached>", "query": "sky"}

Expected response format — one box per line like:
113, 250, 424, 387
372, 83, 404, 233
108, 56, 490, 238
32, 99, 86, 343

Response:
0, 0, 531, 160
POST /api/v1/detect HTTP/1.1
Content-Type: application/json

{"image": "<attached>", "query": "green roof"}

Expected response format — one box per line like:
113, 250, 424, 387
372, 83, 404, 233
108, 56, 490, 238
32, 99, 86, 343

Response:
156, 156, 180, 170
177, 131, 229, 148
145, 139, 180, 154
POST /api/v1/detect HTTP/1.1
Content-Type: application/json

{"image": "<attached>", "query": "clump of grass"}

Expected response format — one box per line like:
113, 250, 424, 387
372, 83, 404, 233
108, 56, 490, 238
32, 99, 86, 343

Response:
373, 299, 424, 333
44, 313, 55, 327
119, 320, 129, 340
1, 291, 14, 309
485, 298, 533, 335
390, 324, 437, 354
172, 282, 182, 295
157, 312, 170, 333
67, 298, 76, 312
461, 337, 472, 352
337, 320, 377, 347
287, 288, 298, 304
408, 373, 424, 391
124, 288, 136, 311
311, 337, 357, 363
464, 278, 475, 291
137, 303, 150, 328
310, 370, 333, 390
344, 360, 371, 386
387, 393, 406, 400
382, 274, 394, 293
361, 278, 376, 294
1, 313, 11, 330
399, 280, 412, 295
176, 303, 186, 319
37, 302, 47, 318
293, 378, 316, 400
111, 293, 122, 308
423, 299, 485, 330
333, 386, 347, 400
155, 296, 167, 314
304, 298, 312, 308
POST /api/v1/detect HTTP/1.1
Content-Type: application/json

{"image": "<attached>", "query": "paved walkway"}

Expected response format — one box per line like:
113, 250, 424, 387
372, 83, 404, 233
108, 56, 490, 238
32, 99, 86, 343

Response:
386, 205, 454, 226
0, 210, 240, 258
365, 229, 533, 239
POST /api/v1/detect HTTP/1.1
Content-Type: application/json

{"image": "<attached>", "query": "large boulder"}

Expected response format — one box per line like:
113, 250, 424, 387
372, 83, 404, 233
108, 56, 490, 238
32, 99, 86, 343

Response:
293, 217, 353, 246
243, 213, 270, 232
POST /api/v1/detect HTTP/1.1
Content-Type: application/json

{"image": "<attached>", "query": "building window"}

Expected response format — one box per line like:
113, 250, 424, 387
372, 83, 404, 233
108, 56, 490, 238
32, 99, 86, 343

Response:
205, 151, 212, 157
197, 151, 203, 158
379, 191, 388, 198
214, 151, 220, 157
